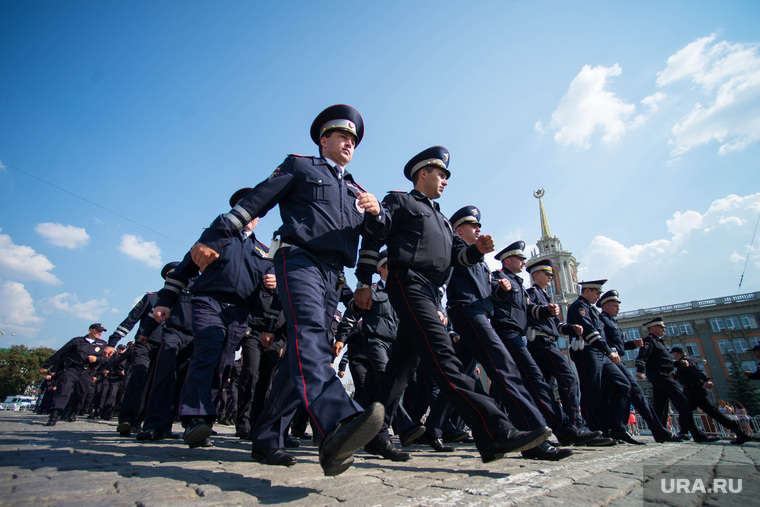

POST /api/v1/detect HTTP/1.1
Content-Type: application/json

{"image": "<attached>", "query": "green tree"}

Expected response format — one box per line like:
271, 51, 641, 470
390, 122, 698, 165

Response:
724, 350, 760, 416
0, 345, 55, 399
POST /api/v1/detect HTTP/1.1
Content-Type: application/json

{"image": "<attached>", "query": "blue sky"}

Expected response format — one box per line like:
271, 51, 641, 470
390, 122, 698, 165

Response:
1, 1, 759, 350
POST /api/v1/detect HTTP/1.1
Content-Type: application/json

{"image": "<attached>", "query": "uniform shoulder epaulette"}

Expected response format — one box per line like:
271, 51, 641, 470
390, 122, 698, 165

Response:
288, 153, 314, 158
387, 190, 406, 194
146, 292, 157, 295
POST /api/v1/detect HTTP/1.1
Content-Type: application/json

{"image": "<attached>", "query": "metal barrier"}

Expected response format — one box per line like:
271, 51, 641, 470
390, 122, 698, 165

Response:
631, 412, 758, 438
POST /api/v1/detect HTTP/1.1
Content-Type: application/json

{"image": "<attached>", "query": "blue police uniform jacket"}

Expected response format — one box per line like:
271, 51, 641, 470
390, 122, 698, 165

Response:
491, 270, 551, 333
599, 312, 637, 354
157, 234, 278, 328
526, 286, 575, 338
345, 281, 399, 342
107, 293, 163, 347
447, 261, 494, 316
356, 190, 483, 287
635, 333, 672, 374
198, 155, 387, 269
140, 278, 196, 337
43, 336, 108, 370
567, 296, 613, 355
674, 355, 710, 389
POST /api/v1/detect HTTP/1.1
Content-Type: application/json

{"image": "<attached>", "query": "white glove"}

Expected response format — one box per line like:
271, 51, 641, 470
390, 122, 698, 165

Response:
526, 328, 537, 342
570, 337, 585, 351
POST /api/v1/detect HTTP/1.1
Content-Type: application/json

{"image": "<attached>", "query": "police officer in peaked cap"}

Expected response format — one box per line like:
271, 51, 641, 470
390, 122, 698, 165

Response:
355, 147, 551, 464
185, 105, 388, 476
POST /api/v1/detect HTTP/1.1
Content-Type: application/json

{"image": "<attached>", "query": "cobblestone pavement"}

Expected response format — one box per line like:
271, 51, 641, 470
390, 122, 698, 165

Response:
1, 411, 758, 506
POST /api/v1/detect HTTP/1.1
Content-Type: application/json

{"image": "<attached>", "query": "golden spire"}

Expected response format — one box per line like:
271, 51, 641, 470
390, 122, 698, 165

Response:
534, 188, 552, 239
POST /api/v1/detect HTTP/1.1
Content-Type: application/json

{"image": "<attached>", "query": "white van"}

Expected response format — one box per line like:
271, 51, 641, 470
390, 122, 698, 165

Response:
0, 395, 36, 411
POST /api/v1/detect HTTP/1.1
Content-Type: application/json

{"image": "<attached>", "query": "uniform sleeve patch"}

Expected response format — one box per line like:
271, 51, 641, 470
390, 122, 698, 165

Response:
579, 308, 586, 316
268, 167, 282, 179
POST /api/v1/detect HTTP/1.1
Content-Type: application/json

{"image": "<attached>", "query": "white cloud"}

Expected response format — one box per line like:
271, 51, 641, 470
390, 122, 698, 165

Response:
657, 34, 760, 155
547, 64, 637, 148
0, 160, 6, 172
118, 234, 162, 268
579, 192, 760, 281
0, 229, 61, 285
35, 222, 90, 249
0, 281, 43, 337
42, 292, 113, 320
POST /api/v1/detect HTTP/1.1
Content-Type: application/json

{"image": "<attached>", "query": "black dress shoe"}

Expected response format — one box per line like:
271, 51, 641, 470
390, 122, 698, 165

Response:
693, 435, 720, 443
284, 436, 301, 448
163, 430, 180, 439
730, 432, 752, 445
183, 418, 213, 448
399, 424, 426, 447
235, 429, 251, 440
677, 433, 691, 441
480, 426, 552, 463
522, 441, 574, 461
117, 421, 132, 437
610, 430, 646, 445
136, 428, 163, 441
319, 402, 385, 477
251, 448, 297, 466
557, 428, 603, 446
67, 413, 77, 422
364, 438, 412, 462
580, 436, 616, 446
188, 438, 213, 449
291, 431, 312, 439
442, 429, 471, 443
418, 433, 454, 452
45, 411, 60, 427
654, 433, 683, 443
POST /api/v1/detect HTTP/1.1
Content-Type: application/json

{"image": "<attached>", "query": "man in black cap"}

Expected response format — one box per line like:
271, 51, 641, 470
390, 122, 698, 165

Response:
744, 345, 760, 379
567, 280, 631, 439
41, 323, 108, 426
356, 147, 551, 464
635, 317, 718, 442
152, 188, 277, 450
444, 223, 588, 460
597, 290, 683, 443
671, 347, 751, 444
189, 105, 387, 476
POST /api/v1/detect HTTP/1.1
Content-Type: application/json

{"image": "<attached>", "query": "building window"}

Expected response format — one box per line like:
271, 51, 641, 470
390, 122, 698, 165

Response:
557, 336, 567, 349
624, 349, 635, 361
679, 322, 694, 335
546, 284, 555, 296
625, 328, 641, 340
709, 318, 726, 332
733, 338, 749, 353
742, 361, 757, 372
750, 336, 760, 348
666, 323, 679, 336
740, 314, 758, 329
725, 316, 741, 330
717, 339, 734, 354
685, 342, 700, 357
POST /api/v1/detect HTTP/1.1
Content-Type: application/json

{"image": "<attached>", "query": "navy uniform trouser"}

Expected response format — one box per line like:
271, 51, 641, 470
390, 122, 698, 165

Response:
52, 366, 90, 412
570, 346, 630, 432
445, 307, 545, 433
496, 328, 579, 438
684, 386, 744, 435
250, 247, 362, 449
236, 333, 266, 434
612, 362, 670, 438
179, 296, 249, 421
528, 336, 587, 429
375, 268, 514, 452
119, 341, 160, 425
142, 326, 194, 432
648, 371, 705, 438
99, 377, 124, 410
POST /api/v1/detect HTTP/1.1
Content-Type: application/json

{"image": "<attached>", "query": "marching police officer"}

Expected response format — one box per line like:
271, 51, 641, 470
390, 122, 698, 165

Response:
597, 290, 684, 443
671, 346, 751, 444
635, 317, 717, 442
189, 105, 387, 476
567, 280, 631, 438
356, 147, 551, 464
42, 323, 108, 426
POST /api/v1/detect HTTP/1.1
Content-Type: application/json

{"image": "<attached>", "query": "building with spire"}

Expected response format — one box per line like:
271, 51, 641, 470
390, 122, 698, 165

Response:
527, 189, 580, 320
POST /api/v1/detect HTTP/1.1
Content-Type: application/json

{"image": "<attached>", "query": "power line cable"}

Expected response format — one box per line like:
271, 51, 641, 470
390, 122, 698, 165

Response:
3, 161, 189, 248
738, 211, 760, 293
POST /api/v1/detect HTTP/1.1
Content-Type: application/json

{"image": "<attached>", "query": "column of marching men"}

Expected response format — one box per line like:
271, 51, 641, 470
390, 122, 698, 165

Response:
36, 104, 754, 476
